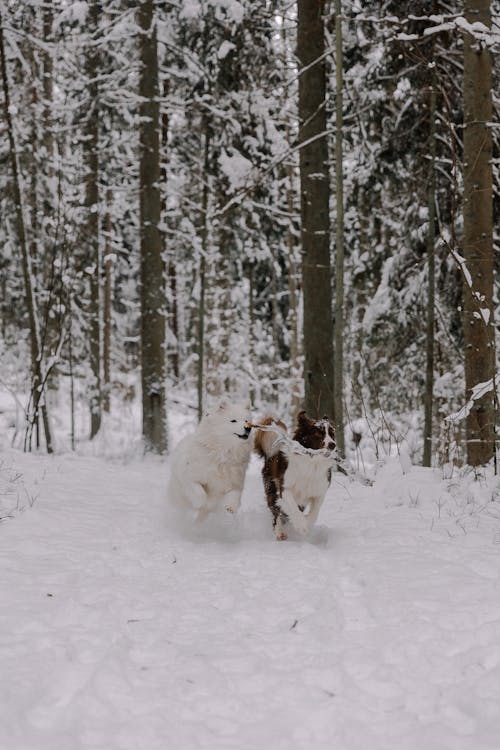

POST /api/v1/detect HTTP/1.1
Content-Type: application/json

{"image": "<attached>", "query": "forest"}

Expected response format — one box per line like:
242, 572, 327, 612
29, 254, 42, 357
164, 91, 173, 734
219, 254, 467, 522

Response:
0, 0, 499, 468
2, 4, 500, 748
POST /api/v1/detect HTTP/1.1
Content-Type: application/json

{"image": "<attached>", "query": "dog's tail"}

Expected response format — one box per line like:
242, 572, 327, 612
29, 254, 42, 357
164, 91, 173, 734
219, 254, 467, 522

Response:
253, 416, 287, 459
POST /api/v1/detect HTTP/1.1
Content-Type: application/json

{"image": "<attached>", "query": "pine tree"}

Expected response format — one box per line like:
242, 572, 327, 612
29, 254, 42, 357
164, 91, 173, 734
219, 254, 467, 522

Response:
138, 0, 167, 453
462, 0, 495, 466
83, 0, 102, 439
297, 0, 334, 420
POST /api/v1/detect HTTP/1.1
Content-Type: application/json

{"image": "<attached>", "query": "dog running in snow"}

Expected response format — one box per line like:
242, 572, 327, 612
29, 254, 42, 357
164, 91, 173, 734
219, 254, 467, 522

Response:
253, 411, 336, 540
168, 400, 252, 523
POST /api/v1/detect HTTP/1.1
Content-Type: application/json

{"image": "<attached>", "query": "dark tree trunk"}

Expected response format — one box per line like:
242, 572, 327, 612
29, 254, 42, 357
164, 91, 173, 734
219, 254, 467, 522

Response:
423, 74, 437, 468
102, 189, 112, 414
197, 115, 211, 421
333, 0, 345, 457
297, 0, 334, 420
161, 79, 179, 382
138, 0, 167, 452
462, 0, 495, 466
84, 0, 102, 439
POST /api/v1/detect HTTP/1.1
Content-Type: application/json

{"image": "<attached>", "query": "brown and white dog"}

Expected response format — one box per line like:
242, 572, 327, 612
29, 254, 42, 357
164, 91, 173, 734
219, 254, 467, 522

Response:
253, 411, 336, 540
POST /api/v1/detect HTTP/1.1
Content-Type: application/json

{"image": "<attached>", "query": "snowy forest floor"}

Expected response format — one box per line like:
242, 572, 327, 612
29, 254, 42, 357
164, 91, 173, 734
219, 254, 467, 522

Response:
1, 437, 500, 749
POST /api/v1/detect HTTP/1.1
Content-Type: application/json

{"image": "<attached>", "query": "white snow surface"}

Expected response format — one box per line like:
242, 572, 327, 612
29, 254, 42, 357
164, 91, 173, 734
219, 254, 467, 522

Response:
1, 447, 500, 750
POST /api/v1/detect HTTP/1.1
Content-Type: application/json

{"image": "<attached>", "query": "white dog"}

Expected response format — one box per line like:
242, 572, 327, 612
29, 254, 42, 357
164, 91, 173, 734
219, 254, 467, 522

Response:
168, 400, 252, 522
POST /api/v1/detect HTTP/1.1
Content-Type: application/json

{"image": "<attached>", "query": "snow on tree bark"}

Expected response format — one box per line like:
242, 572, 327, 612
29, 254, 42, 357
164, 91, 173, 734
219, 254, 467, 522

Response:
139, 0, 167, 453
84, 0, 102, 440
297, 0, 335, 421
462, 0, 495, 466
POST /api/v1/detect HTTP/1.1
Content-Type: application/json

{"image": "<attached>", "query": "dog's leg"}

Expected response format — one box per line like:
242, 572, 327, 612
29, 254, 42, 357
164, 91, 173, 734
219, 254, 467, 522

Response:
274, 513, 289, 541
300, 497, 322, 533
194, 506, 210, 523
185, 481, 207, 512
262, 465, 289, 539
278, 489, 309, 535
269, 495, 289, 541
223, 489, 241, 514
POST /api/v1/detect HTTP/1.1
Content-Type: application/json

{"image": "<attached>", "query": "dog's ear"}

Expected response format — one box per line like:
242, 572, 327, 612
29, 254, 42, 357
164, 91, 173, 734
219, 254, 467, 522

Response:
297, 410, 308, 424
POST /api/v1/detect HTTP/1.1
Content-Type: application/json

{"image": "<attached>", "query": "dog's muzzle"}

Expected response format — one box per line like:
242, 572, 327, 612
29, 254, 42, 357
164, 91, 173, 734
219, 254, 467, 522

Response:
236, 424, 252, 440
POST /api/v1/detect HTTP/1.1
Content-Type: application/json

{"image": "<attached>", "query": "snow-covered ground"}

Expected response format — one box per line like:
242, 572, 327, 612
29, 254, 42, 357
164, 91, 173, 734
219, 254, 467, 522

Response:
1, 444, 500, 750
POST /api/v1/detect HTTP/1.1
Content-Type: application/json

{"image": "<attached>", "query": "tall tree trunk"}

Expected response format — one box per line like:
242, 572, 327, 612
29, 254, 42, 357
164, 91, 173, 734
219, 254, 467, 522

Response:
0, 14, 53, 453
423, 74, 437, 467
42, 2, 54, 175
297, 0, 334, 420
462, 0, 495, 466
85, 0, 102, 439
333, 0, 345, 457
28, 40, 40, 449
69, 303, 76, 451
286, 174, 301, 418
197, 122, 210, 422
161, 79, 179, 382
138, 0, 167, 452
102, 189, 112, 414
248, 262, 256, 408
281, 16, 301, 420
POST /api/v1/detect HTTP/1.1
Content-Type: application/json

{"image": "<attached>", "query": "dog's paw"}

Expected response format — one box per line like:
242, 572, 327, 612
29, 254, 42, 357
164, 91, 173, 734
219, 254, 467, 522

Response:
222, 491, 240, 515
292, 514, 310, 536
276, 531, 288, 541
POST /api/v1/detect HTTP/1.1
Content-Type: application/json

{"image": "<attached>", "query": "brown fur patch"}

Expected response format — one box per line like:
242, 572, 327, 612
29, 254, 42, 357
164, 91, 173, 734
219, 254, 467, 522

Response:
293, 411, 336, 452
262, 450, 289, 527
253, 416, 287, 459
253, 416, 289, 530
255, 412, 335, 536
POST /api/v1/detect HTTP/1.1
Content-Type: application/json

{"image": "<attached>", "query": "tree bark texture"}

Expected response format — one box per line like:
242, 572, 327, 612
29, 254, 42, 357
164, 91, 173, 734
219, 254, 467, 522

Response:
333, 0, 345, 457
139, 0, 167, 453
42, 2, 54, 173
197, 123, 211, 422
286, 173, 302, 419
102, 189, 112, 414
84, 0, 102, 439
423, 75, 437, 468
462, 0, 495, 466
297, 0, 335, 421
161, 78, 179, 382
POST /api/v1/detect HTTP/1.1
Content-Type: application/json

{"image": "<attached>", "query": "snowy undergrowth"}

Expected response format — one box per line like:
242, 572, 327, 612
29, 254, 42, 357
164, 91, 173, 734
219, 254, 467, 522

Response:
1, 444, 500, 750
0, 456, 39, 522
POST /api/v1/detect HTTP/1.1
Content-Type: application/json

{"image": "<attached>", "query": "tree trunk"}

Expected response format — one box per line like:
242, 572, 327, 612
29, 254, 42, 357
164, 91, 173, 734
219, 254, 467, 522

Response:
138, 0, 167, 452
333, 0, 345, 457
281, 9, 302, 420
28, 39, 40, 449
42, 2, 54, 174
84, 0, 102, 439
102, 189, 112, 414
462, 0, 495, 466
197, 122, 210, 422
286, 174, 301, 419
423, 74, 437, 467
0, 13, 53, 454
297, 0, 334, 420
161, 79, 179, 381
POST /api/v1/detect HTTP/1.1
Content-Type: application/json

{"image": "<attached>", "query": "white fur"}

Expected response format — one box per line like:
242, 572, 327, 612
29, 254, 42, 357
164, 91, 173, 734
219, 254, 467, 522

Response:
168, 401, 252, 523
277, 450, 335, 538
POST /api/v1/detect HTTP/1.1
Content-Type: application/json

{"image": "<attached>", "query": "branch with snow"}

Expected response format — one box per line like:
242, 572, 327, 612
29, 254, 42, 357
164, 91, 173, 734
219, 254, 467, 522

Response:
447, 378, 495, 424
249, 422, 372, 486
248, 421, 337, 460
